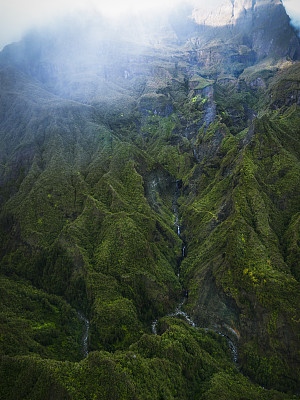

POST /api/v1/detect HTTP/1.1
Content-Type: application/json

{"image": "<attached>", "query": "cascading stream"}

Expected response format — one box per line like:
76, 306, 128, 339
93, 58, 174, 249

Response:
152, 179, 238, 364
77, 312, 89, 358
170, 180, 196, 327
151, 180, 197, 334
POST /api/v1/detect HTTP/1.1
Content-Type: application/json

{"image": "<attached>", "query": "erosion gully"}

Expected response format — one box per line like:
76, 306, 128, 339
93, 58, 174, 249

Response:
152, 179, 238, 364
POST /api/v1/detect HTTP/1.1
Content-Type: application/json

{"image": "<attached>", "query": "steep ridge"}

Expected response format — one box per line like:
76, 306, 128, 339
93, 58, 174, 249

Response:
0, 1, 300, 398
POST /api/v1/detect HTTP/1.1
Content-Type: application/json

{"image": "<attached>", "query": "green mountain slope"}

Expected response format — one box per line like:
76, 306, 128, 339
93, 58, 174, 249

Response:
0, 1, 299, 398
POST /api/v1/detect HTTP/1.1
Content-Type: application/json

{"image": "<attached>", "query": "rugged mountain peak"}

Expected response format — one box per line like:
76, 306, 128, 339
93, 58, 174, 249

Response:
190, 0, 300, 60
192, 0, 283, 27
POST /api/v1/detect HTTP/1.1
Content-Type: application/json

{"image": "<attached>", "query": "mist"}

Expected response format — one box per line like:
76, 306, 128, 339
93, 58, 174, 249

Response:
283, 0, 300, 33
0, 0, 299, 51
0, 0, 225, 51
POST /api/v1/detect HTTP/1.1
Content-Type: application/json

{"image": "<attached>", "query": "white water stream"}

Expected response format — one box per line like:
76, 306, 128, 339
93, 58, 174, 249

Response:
77, 312, 89, 358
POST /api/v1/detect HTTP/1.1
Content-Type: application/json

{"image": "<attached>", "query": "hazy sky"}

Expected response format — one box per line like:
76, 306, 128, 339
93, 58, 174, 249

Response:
0, 0, 299, 50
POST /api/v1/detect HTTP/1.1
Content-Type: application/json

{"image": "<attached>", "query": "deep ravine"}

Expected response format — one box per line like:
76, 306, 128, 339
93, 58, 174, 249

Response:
151, 179, 196, 334
152, 179, 238, 364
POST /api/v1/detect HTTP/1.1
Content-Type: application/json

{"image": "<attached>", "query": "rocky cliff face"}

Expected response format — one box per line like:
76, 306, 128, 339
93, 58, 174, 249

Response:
0, 1, 299, 399
193, 0, 283, 27
191, 0, 300, 61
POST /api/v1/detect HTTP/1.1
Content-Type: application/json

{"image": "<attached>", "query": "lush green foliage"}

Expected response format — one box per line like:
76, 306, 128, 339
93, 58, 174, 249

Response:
1, 319, 295, 399
0, 9, 300, 398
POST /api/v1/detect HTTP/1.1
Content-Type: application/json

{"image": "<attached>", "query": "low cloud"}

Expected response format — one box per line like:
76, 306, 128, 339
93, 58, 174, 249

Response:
0, 0, 89, 50
282, 0, 300, 32
0, 0, 224, 50
0, 0, 298, 51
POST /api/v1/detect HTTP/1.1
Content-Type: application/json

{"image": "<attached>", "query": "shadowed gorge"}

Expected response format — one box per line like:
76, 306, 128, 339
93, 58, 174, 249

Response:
0, 0, 300, 398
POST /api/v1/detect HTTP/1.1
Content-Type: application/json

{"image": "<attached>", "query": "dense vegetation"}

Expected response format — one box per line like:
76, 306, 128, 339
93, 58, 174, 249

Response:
0, 1, 299, 398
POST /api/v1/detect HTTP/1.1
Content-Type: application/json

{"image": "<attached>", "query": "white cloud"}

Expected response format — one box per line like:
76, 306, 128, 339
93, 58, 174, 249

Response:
0, 0, 175, 49
282, 0, 300, 27
0, 0, 299, 51
0, 0, 227, 50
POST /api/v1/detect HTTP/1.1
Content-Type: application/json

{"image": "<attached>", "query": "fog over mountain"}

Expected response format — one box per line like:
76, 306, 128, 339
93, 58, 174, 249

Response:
1, 0, 299, 50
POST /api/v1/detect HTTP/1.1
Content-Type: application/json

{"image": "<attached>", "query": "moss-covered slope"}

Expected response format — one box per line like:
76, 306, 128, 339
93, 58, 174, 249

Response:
0, 7, 300, 398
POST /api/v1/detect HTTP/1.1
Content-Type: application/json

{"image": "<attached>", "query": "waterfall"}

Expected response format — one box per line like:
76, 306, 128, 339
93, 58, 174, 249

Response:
78, 312, 89, 358
152, 319, 158, 335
